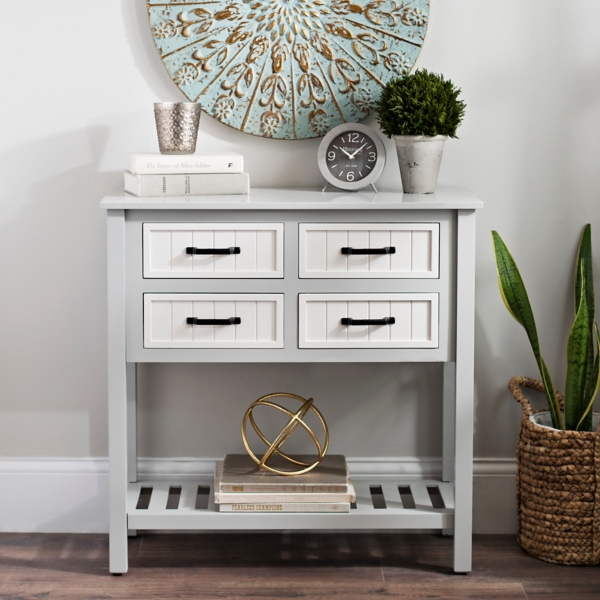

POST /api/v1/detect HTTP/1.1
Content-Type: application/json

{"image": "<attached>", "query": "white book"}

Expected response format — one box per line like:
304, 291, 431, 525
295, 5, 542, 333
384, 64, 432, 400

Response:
218, 502, 351, 513
129, 152, 243, 175
214, 462, 356, 504
123, 171, 249, 196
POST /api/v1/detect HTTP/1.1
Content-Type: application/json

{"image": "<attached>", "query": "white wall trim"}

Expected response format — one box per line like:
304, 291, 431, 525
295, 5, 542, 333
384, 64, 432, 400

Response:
0, 457, 109, 474
0, 457, 517, 534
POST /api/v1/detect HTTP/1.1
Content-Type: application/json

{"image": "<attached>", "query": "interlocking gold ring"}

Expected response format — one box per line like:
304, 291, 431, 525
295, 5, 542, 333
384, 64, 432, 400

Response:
241, 393, 329, 476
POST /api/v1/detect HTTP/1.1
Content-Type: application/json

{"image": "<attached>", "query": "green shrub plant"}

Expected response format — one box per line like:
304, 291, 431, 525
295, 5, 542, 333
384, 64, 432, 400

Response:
492, 225, 600, 431
376, 69, 466, 138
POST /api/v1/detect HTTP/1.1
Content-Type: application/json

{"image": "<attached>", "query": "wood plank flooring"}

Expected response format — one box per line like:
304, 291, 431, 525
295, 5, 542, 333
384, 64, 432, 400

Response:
0, 533, 598, 599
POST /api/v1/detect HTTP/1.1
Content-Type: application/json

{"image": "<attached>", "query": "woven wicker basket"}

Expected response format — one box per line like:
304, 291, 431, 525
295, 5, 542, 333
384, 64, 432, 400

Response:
509, 376, 600, 565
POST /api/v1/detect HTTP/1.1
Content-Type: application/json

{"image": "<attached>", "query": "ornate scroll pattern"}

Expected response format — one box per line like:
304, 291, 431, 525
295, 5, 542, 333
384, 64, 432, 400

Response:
148, 0, 429, 139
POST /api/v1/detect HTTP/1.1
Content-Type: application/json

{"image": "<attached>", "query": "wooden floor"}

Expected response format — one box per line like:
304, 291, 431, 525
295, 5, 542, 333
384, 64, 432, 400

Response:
0, 533, 599, 599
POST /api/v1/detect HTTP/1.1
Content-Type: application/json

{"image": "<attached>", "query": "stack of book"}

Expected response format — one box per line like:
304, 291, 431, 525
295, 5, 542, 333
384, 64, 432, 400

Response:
123, 152, 248, 197
214, 454, 355, 513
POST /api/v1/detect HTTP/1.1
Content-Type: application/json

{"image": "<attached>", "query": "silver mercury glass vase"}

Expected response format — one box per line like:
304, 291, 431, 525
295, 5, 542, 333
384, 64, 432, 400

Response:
153, 102, 201, 155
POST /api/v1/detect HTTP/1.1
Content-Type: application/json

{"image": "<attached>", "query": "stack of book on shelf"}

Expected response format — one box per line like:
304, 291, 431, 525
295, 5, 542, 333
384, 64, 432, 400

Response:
214, 454, 355, 513
123, 152, 248, 197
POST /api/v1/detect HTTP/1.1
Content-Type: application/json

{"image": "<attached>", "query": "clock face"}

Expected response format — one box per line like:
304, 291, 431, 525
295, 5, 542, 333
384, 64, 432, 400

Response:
318, 123, 386, 191
325, 131, 378, 185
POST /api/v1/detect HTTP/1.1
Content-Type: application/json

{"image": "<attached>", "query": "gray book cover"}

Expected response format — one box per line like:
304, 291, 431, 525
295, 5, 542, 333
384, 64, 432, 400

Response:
219, 454, 348, 493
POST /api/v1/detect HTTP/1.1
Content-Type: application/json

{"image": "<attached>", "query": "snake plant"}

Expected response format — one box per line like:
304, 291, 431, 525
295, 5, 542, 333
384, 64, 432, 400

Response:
492, 225, 600, 431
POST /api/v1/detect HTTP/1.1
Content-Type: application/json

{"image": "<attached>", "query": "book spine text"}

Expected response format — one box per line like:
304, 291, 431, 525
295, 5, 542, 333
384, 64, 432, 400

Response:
218, 502, 351, 513
130, 155, 243, 174
219, 484, 349, 494
215, 491, 356, 504
124, 172, 249, 196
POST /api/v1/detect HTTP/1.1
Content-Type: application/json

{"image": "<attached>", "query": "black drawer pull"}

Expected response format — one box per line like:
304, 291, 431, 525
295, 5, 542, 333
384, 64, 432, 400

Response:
187, 317, 241, 326
341, 317, 396, 326
341, 246, 396, 255
186, 246, 241, 255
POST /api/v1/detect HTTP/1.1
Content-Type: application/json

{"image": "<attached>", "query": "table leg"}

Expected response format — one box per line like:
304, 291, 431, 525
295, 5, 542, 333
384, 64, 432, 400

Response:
127, 363, 137, 484
442, 361, 456, 537
108, 209, 128, 574
453, 209, 476, 573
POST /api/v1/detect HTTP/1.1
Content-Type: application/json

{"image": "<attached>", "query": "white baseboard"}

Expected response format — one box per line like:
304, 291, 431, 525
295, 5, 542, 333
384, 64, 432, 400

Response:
0, 457, 517, 534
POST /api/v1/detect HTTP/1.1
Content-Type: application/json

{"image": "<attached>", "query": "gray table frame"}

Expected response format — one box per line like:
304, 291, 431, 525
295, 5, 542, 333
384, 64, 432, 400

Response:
103, 188, 479, 574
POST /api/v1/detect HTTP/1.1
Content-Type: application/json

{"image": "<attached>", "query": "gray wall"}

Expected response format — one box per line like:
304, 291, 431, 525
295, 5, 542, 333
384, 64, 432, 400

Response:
1, 1, 599, 460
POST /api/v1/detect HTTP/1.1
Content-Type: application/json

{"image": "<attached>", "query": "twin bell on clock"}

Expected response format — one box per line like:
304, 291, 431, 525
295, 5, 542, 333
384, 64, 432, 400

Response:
318, 123, 386, 192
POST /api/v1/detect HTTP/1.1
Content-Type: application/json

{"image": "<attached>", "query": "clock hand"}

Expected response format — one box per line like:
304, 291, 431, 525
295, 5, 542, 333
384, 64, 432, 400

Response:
348, 143, 367, 160
334, 145, 353, 159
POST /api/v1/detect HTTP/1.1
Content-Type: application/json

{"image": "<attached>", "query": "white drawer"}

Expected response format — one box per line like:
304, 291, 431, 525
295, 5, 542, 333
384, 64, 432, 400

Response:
299, 223, 439, 278
143, 223, 283, 278
298, 294, 438, 349
144, 294, 283, 348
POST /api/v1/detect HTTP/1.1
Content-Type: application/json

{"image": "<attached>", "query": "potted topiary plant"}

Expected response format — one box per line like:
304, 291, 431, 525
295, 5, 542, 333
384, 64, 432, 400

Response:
377, 69, 466, 194
492, 224, 600, 565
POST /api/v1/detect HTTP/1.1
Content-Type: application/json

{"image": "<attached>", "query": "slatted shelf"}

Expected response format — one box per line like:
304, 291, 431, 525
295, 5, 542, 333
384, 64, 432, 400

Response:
127, 476, 454, 530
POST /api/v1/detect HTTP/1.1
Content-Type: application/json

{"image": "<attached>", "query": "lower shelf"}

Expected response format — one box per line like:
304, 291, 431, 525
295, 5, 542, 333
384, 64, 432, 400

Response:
127, 476, 454, 530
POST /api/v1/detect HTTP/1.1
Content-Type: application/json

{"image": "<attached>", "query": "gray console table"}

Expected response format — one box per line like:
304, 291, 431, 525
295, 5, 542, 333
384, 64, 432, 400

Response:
100, 187, 482, 574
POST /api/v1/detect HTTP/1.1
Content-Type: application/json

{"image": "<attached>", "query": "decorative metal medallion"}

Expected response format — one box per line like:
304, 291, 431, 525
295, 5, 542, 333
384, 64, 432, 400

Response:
147, 0, 429, 139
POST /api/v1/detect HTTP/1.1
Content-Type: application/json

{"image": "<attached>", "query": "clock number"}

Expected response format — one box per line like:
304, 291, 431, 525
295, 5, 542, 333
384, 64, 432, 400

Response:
327, 150, 335, 161
368, 152, 376, 162
350, 133, 360, 143
347, 171, 355, 181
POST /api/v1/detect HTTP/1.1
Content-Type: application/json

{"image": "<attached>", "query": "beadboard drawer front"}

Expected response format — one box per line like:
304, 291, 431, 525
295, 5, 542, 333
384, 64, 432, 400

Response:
143, 223, 283, 278
299, 223, 439, 278
298, 294, 438, 349
144, 294, 283, 348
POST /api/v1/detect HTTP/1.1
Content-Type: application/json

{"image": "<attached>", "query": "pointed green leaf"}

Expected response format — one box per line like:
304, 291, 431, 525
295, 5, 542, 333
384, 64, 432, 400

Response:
575, 224, 594, 329
581, 334, 596, 432
575, 224, 595, 423
540, 356, 563, 430
577, 323, 600, 431
492, 231, 562, 429
492, 232, 541, 353
575, 223, 596, 431
565, 276, 589, 430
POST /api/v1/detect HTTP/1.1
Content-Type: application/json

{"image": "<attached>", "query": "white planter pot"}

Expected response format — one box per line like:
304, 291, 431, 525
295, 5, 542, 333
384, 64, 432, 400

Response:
393, 135, 447, 194
530, 411, 600, 431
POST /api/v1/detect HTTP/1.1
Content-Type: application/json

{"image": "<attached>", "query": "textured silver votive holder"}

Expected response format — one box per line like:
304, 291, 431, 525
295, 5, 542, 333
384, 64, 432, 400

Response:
153, 102, 201, 155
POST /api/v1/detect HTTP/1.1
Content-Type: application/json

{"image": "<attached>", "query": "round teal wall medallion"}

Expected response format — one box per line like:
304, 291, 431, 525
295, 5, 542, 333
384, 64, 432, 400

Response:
147, 0, 429, 139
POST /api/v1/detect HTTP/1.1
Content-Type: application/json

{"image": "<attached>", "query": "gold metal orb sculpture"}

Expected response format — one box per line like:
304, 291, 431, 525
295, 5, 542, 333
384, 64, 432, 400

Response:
241, 393, 329, 476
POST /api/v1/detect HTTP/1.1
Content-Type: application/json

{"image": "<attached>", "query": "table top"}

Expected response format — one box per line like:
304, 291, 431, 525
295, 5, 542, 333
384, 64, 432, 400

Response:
100, 186, 483, 211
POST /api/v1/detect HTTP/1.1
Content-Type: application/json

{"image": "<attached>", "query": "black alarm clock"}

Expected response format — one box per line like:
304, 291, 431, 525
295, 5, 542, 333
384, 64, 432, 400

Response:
318, 123, 386, 191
